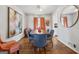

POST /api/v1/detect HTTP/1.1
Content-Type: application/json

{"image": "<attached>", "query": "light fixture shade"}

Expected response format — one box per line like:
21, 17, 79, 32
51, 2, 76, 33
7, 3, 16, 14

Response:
36, 5, 42, 11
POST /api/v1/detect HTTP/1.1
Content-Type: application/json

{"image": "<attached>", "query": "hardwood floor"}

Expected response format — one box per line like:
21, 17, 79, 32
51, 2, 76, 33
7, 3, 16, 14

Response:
19, 37, 77, 54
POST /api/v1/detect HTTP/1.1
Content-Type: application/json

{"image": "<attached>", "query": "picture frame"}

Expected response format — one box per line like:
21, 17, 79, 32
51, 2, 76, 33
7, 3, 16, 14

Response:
7, 7, 22, 38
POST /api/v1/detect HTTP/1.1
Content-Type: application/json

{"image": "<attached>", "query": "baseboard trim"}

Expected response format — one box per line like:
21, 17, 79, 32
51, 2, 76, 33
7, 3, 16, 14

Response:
56, 38, 79, 54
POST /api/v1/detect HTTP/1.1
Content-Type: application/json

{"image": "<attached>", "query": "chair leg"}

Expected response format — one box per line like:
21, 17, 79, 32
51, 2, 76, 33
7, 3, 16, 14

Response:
28, 41, 31, 48
17, 50, 19, 54
51, 39, 53, 48
39, 48, 41, 54
33, 47, 37, 54
43, 47, 46, 54
47, 39, 53, 50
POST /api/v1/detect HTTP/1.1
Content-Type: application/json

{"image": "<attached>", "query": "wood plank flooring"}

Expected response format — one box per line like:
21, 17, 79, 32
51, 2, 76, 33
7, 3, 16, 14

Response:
19, 37, 77, 54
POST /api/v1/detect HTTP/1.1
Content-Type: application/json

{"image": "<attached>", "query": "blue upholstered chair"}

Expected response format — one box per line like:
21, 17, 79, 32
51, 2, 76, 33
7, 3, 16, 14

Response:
29, 33, 35, 41
32, 34, 47, 48
47, 30, 54, 48
30, 34, 48, 53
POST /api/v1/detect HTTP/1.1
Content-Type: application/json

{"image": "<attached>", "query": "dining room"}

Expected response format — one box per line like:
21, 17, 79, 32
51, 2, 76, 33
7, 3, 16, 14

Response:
0, 5, 79, 54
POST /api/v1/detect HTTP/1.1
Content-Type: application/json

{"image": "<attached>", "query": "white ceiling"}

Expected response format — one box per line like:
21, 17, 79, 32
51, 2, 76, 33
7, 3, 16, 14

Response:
16, 5, 59, 15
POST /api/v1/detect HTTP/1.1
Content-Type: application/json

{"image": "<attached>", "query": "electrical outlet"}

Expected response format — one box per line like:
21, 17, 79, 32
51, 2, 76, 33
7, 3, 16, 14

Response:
68, 42, 77, 48
73, 44, 76, 48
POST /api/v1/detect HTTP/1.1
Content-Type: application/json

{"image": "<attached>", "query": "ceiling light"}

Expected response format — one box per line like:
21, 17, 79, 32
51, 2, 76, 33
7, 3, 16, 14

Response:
36, 5, 43, 11
40, 8, 42, 11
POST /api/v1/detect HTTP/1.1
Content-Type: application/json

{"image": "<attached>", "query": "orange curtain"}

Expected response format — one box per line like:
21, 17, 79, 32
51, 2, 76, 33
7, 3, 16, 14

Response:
34, 17, 38, 30
40, 17, 46, 32
63, 16, 68, 28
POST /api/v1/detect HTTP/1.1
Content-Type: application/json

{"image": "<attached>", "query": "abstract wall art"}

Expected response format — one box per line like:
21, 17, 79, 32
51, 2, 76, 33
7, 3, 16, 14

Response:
46, 19, 49, 26
8, 7, 22, 38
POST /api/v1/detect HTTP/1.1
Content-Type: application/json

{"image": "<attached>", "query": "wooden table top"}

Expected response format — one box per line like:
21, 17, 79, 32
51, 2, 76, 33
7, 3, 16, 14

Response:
30, 31, 49, 34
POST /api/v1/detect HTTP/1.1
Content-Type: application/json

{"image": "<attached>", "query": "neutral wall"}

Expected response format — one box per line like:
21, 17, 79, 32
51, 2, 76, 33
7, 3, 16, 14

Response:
25, 14, 52, 30
0, 5, 25, 42
52, 5, 79, 53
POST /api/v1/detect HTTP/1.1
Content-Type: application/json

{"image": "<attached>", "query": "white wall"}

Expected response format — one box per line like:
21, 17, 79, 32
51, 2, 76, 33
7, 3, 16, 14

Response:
0, 5, 25, 42
52, 5, 79, 53
25, 14, 52, 31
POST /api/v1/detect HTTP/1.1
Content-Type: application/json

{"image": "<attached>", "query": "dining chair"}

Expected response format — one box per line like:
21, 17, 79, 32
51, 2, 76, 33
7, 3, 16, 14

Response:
30, 34, 48, 53
47, 30, 54, 49
24, 28, 32, 38
24, 28, 28, 37
27, 33, 35, 48
47, 29, 49, 33
29, 34, 35, 41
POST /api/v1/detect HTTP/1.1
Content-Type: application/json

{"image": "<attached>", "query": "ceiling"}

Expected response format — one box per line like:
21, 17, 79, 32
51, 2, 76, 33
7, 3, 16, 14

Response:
16, 5, 59, 15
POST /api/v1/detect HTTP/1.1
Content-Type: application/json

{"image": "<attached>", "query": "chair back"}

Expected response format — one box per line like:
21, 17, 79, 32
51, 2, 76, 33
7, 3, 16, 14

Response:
50, 30, 54, 37
31, 34, 47, 48
24, 28, 32, 38
47, 29, 49, 33
29, 33, 35, 40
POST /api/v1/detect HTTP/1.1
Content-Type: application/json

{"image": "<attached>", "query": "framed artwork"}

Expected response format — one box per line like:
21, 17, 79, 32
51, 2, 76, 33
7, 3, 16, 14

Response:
46, 19, 49, 26
54, 23, 58, 28
8, 7, 22, 38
